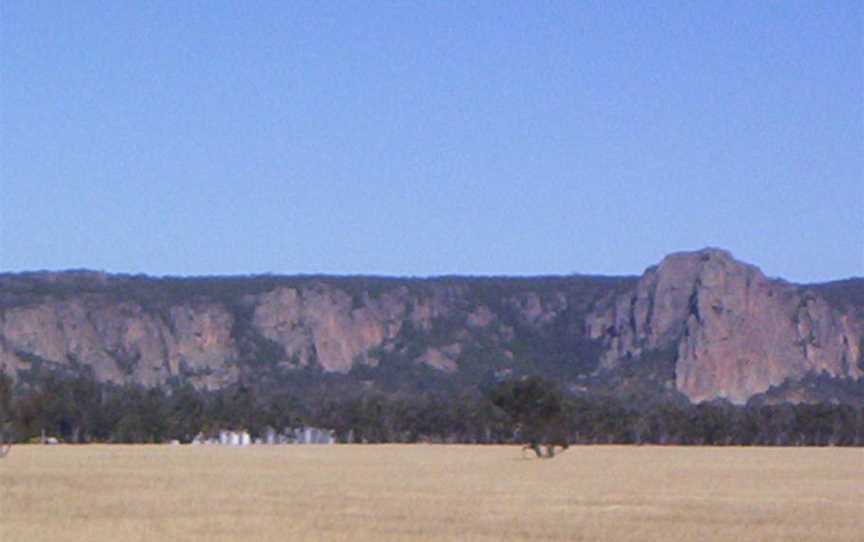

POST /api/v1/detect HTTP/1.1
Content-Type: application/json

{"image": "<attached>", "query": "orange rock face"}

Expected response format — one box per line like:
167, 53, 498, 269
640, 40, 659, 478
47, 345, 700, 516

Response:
587, 249, 863, 403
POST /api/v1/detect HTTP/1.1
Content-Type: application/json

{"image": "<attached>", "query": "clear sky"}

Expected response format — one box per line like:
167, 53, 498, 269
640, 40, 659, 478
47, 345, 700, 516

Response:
1, 1, 861, 282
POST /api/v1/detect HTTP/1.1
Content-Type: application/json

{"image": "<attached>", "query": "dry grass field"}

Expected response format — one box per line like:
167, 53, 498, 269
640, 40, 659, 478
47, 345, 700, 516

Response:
0, 445, 862, 542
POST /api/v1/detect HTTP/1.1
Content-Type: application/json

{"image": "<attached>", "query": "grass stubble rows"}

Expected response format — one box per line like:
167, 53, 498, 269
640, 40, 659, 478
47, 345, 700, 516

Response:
0, 445, 862, 541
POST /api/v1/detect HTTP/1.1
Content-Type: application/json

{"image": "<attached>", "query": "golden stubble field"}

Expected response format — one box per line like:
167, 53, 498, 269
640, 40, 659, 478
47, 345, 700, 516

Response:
0, 445, 862, 542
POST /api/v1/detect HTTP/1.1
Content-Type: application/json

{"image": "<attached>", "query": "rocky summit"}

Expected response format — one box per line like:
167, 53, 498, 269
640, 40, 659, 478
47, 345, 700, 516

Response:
587, 249, 863, 403
1, 249, 862, 405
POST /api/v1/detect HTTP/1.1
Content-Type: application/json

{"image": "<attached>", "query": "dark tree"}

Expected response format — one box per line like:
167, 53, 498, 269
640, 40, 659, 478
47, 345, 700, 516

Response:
165, 383, 205, 443
488, 376, 570, 458
0, 371, 12, 457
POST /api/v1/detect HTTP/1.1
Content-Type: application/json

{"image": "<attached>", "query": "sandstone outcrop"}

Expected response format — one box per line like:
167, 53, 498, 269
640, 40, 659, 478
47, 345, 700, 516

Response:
0, 298, 239, 388
586, 249, 863, 403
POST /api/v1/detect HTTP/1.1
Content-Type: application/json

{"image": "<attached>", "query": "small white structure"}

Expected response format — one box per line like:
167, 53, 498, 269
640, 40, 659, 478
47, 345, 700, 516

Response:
190, 427, 335, 446
216, 429, 252, 446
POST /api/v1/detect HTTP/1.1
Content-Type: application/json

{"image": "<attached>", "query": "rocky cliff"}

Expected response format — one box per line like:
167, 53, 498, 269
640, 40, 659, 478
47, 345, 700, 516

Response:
1, 249, 862, 404
586, 249, 863, 403
0, 273, 624, 390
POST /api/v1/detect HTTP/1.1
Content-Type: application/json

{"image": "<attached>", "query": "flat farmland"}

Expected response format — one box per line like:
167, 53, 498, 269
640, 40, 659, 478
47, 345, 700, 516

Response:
1, 445, 862, 542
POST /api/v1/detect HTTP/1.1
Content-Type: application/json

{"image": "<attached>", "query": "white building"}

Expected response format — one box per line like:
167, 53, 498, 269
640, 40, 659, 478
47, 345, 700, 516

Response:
216, 429, 252, 446
191, 427, 334, 446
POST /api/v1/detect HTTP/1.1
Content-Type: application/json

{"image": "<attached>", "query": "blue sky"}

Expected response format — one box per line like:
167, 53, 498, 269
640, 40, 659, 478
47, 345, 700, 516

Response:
1, 1, 861, 282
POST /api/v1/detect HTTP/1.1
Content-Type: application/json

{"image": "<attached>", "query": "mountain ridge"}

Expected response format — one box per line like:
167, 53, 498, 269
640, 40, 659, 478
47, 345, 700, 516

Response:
1, 248, 862, 406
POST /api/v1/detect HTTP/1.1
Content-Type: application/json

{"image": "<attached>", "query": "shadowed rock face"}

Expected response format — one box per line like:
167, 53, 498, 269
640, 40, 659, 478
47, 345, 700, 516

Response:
586, 249, 863, 403
0, 250, 861, 404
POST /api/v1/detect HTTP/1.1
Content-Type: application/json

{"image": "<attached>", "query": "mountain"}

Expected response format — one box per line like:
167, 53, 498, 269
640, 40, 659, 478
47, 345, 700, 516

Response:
587, 249, 863, 403
1, 249, 862, 405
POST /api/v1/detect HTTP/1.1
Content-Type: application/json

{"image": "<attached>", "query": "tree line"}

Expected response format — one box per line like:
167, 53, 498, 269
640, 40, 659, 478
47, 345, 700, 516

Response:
1, 372, 863, 446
